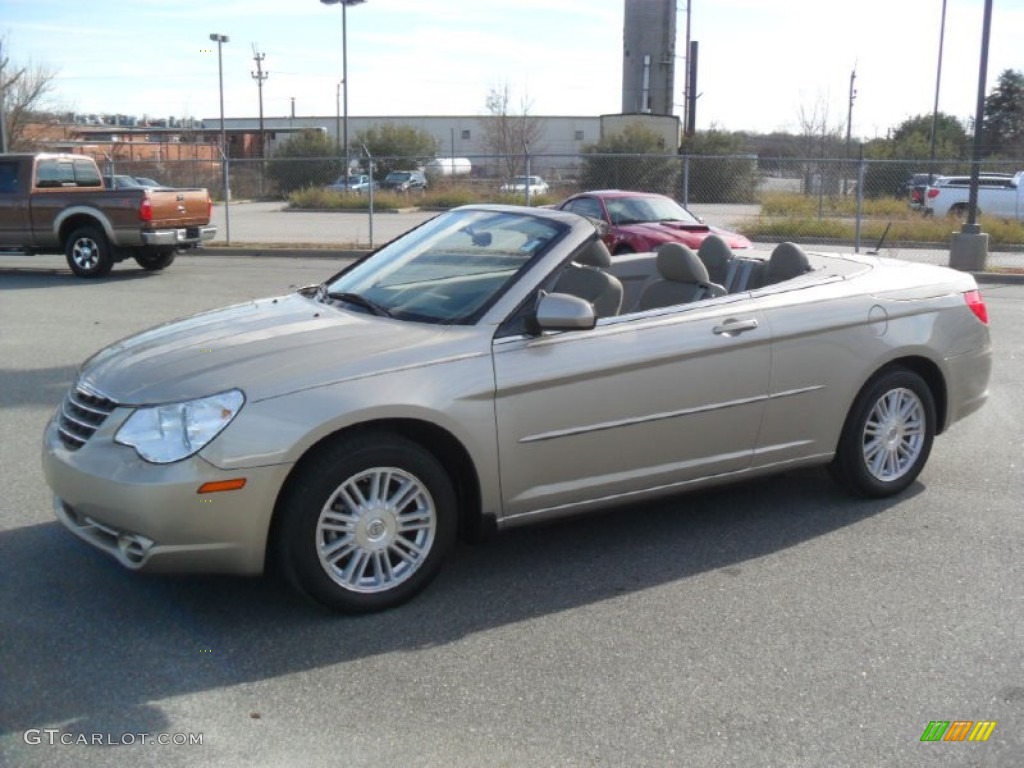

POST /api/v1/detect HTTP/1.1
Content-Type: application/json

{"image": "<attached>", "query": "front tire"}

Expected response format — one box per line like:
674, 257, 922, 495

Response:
65, 226, 113, 278
277, 432, 457, 613
134, 250, 176, 271
831, 367, 936, 498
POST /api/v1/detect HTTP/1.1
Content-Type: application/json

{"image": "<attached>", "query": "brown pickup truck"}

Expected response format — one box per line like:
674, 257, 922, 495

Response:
0, 152, 216, 277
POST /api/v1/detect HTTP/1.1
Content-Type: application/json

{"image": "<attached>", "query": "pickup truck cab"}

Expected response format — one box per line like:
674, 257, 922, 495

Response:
923, 172, 1023, 220
0, 153, 216, 277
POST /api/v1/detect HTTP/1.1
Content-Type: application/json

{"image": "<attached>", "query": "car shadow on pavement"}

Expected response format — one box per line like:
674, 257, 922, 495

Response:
0, 366, 78, 409
0, 266, 159, 289
0, 473, 916, 739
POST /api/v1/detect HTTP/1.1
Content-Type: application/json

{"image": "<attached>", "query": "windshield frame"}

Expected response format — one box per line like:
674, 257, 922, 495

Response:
320, 208, 571, 326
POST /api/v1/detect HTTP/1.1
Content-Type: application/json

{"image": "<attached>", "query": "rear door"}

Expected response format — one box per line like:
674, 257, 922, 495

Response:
0, 158, 29, 246
492, 298, 771, 521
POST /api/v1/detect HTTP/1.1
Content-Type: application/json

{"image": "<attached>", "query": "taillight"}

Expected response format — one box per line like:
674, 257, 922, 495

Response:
964, 289, 988, 325
139, 197, 153, 222
927, 188, 940, 199
207, 195, 213, 218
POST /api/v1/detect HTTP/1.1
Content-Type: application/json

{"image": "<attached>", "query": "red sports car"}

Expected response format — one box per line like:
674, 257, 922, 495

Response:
555, 189, 752, 255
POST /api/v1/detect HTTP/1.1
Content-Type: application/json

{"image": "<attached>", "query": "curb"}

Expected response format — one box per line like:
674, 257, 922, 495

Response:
201, 247, 367, 260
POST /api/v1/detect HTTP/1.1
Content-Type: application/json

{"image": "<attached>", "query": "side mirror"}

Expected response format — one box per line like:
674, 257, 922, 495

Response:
532, 292, 596, 333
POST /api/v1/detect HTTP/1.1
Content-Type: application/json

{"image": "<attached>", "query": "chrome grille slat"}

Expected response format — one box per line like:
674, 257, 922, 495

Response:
66, 397, 110, 417
60, 403, 102, 431
57, 384, 118, 451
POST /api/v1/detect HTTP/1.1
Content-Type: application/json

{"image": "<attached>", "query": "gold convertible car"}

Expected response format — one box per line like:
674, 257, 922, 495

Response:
42, 205, 992, 612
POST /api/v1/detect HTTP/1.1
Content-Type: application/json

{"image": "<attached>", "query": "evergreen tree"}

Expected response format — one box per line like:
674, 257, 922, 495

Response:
982, 69, 1024, 158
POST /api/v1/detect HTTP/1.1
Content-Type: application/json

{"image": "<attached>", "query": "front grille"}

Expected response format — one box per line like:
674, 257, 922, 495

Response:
58, 385, 117, 450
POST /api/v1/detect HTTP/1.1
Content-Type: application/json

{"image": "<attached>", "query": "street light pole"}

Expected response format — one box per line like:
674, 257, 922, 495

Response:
209, 33, 230, 244
321, 0, 365, 183
335, 81, 342, 154
928, 0, 948, 183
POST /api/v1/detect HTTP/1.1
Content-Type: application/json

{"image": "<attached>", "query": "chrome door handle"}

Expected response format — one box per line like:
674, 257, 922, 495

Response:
713, 318, 759, 336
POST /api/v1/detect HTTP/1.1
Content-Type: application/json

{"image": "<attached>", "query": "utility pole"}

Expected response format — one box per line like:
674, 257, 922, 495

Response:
844, 66, 857, 195
250, 45, 268, 157
0, 39, 12, 154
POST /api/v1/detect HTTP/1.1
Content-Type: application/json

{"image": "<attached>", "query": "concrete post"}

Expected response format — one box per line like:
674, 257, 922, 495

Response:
949, 224, 988, 272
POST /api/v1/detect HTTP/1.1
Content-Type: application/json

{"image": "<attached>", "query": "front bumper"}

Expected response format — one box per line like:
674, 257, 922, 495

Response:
41, 413, 291, 575
141, 225, 217, 247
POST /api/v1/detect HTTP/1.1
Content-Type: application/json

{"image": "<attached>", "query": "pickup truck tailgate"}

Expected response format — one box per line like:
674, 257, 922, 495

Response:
146, 188, 210, 228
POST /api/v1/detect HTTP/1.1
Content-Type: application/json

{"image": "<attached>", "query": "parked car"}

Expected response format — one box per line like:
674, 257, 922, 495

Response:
381, 170, 427, 192
102, 174, 144, 190
556, 189, 752, 254
904, 173, 935, 209
134, 176, 165, 188
326, 174, 377, 194
921, 172, 1022, 219
42, 204, 991, 613
500, 175, 550, 195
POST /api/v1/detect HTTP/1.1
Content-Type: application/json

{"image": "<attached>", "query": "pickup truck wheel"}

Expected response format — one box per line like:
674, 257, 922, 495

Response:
65, 226, 113, 278
277, 432, 457, 613
948, 203, 976, 219
135, 251, 176, 271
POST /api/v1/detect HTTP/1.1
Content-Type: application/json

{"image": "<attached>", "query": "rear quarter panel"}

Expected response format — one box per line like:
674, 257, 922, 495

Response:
752, 259, 988, 468
32, 189, 148, 249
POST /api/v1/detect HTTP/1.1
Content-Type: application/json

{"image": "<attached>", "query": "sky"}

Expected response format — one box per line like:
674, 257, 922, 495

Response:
3, 0, 1022, 139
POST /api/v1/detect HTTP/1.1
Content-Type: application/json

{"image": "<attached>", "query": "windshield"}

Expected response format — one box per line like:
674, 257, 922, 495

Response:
605, 196, 701, 226
386, 172, 411, 182
324, 208, 567, 324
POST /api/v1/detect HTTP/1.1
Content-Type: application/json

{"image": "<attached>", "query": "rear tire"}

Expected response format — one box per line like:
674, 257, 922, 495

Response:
65, 226, 113, 278
830, 367, 936, 498
277, 432, 457, 613
134, 250, 176, 271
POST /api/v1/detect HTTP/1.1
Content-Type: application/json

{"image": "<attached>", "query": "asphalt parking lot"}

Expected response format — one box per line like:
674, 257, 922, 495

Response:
0, 252, 1022, 767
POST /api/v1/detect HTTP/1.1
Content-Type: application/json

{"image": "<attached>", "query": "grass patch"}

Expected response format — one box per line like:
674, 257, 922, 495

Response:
748, 192, 1024, 247
288, 182, 557, 211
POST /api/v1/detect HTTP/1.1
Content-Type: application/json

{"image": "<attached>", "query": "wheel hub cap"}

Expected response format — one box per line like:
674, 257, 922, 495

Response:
862, 387, 925, 482
316, 467, 436, 594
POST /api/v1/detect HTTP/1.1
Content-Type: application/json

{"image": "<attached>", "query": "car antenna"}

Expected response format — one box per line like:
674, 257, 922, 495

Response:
867, 222, 891, 255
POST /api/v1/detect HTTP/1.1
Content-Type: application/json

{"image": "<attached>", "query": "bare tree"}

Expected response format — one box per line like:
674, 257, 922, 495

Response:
0, 39, 58, 151
795, 94, 845, 196
482, 82, 544, 179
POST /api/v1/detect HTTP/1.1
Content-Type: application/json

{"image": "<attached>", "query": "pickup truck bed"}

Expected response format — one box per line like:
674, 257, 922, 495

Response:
0, 152, 216, 277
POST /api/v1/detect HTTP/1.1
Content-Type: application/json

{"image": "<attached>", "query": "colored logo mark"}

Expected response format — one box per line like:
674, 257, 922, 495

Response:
920, 720, 997, 742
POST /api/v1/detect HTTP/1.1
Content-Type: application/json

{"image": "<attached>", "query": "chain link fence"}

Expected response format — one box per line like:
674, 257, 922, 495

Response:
100, 153, 1024, 257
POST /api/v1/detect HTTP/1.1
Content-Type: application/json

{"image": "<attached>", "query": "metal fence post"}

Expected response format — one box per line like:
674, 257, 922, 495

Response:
682, 154, 690, 207
222, 151, 231, 245
854, 147, 865, 253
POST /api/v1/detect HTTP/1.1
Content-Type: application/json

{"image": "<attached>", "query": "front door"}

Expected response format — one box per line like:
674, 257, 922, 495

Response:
492, 300, 772, 522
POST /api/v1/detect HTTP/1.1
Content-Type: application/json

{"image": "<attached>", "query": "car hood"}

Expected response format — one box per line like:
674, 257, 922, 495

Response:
77, 293, 457, 405
618, 221, 751, 248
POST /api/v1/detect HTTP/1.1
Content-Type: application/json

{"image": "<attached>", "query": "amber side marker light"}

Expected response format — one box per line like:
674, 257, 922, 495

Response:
964, 290, 989, 325
197, 479, 247, 494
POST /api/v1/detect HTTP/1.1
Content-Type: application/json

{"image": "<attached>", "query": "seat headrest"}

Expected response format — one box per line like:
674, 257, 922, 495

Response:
767, 242, 811, 282
575, 239, 613, 268
697, 234, 734, 271
656, 242, 709, 284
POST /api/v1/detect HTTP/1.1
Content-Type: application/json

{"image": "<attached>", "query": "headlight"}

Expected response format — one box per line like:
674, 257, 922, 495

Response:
115, 390, 245, 464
